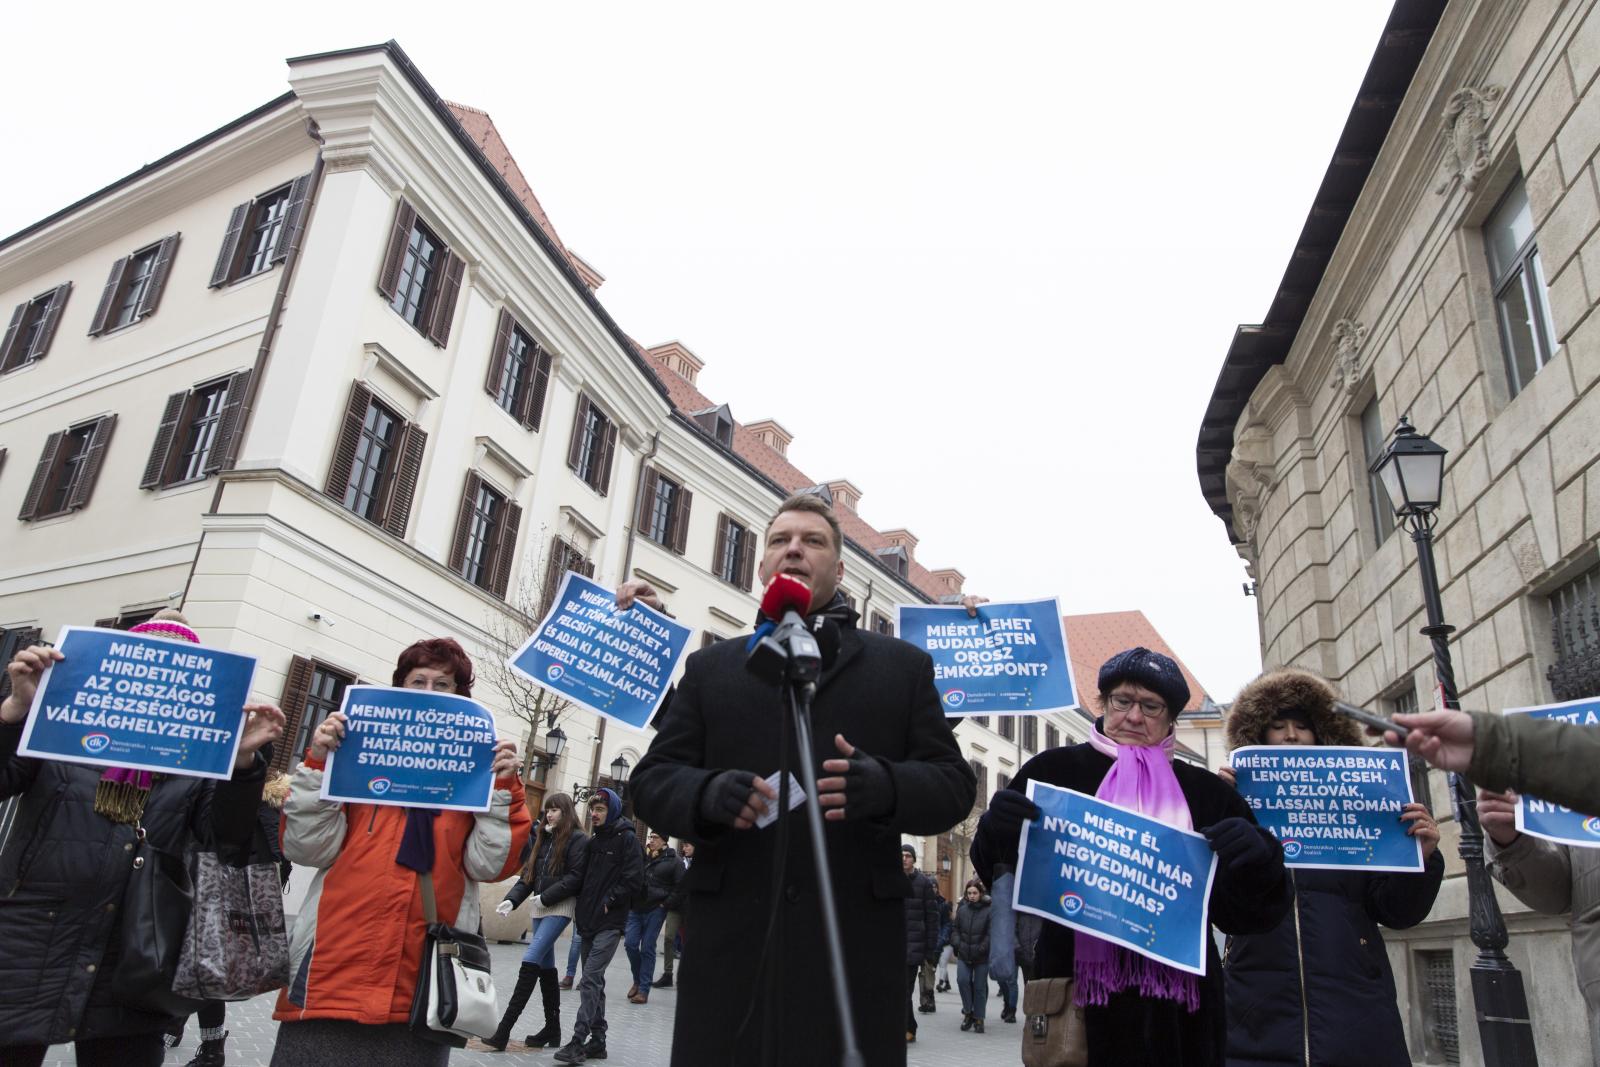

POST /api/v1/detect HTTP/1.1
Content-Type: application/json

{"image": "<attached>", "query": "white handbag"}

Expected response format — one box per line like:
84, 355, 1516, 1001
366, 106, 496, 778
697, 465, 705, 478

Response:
409, 874, 499, 1045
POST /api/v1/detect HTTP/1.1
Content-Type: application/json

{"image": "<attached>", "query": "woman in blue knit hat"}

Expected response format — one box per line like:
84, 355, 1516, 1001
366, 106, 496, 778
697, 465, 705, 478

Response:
970, 646, 1291, 1066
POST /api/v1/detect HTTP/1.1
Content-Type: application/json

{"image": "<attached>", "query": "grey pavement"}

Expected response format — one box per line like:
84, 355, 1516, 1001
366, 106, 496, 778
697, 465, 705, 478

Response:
41, 932, 1017, 1066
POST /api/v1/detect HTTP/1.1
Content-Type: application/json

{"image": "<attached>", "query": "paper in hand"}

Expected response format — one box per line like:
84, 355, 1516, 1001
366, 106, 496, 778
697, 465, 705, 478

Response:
755, 771, 806, 829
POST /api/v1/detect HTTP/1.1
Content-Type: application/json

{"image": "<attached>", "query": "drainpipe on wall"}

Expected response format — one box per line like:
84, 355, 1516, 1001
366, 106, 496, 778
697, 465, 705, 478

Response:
180, 118, 327, 606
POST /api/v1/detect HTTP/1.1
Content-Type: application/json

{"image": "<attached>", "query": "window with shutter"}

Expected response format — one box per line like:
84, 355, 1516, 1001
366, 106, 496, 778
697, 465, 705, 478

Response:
211, 179, 304, 288
325, 381, 425, 535
425, 250, 465, 347
715, 514, 754, 588
0, 627, 44, 701
90, 235, 179, 334
525, 344, 553, 431
21, 416, 116, 521
378, 199, 463, 344
540, 537, 592, 617
381, 422, 428, 539
0, 284, 71, 373
282, 656, 356, 772
1022, 716, 1038, 754
141, 372, 252, 490
489, 499, 523, 599
970, 760, 988, 809
455, 475, 507, 590
570, 395, 616, 493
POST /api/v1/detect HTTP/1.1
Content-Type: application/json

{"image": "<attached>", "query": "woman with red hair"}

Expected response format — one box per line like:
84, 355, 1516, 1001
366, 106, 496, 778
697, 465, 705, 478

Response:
269, 637, 532, 1066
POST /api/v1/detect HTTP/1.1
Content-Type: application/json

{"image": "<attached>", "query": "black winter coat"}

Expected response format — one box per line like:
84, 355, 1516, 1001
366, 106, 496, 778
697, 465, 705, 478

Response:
903, 869, 939, 964
0, 720, 266, 1045
631, 614, 976, 1067
1224, 853, 1443, 1066
952, 896, 991, 965
574, 789, 642, 936
632, 846, 682, 912
504, 829, 589, 909
971, 738, 1290, 1067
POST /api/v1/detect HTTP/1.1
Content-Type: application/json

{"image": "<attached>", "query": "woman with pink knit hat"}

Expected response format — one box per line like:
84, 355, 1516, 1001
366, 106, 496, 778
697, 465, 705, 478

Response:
0, 609, 285, 1067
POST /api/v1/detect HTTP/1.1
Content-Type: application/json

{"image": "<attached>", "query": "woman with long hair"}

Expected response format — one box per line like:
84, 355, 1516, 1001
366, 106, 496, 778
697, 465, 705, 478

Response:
487, 792, 588, 1050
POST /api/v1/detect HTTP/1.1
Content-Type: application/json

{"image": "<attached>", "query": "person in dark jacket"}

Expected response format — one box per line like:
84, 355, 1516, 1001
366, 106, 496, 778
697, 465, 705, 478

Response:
488, 792, 589, 1051
935, 894, 954, 992
1219, 669, 1442, 1067
625, 493, 977, 1067
972, 647, 1291, 1067
623, 830, 680, 1004
902, 844, 940, 1038
0, 619, 284, 1067
951, 880, 992, 1033
656, 839, 691, 988
554, 788, 643, 1064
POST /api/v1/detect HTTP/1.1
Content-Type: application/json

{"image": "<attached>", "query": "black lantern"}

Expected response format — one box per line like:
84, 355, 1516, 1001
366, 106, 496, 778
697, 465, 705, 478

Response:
610, 753, 631, 785
544, 724, 567, 764
1368, 416, 1447, 517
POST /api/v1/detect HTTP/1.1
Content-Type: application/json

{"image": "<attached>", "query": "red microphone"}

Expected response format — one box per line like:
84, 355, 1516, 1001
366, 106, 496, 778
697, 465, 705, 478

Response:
759, 573, 812, 621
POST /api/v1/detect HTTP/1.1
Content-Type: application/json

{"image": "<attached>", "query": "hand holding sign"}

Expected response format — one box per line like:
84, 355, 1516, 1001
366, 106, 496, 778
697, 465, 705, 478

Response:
1477, 789, 1521, 846
1399, 802, 1439, 861
236, 703, 287, 771
490, 737, 519, 780
1, 643, 64, 724
310, 711, 347, 761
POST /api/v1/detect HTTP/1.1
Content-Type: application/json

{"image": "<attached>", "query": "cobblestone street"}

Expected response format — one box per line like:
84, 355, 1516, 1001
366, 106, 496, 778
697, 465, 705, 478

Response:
41, 932, 1016, 1067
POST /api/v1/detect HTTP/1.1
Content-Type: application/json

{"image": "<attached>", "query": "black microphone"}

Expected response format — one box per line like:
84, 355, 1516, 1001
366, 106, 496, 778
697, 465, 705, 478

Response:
747, 576, 824, 684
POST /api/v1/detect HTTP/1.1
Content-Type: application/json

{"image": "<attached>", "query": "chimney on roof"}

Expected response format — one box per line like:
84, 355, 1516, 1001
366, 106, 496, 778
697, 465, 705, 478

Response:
881, 529, 918, 561
746, 419, 794, 457
646, 341, 703, 385
824, 479, 863, 512
569, 249, 606, 290
931, 568, 965, 594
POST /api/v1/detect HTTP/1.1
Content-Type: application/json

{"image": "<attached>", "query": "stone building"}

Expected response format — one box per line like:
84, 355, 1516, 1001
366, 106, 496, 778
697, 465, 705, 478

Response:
1198, 0, 1600, 1061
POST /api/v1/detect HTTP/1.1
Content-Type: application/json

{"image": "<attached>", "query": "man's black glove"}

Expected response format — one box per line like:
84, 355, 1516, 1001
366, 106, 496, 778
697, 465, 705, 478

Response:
984, 789, 1041, 840
1202, 817, 1278, 874
698, 769, 759, 828
824, 746, 895, 820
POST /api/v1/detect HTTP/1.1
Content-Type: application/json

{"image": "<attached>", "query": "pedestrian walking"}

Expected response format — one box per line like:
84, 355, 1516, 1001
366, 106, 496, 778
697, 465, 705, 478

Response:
656, 840, 691, 988
935, 894, 954, 993
902, 845, 940, 1039
952, 880, 991, 1033
623, 829, 680, 1005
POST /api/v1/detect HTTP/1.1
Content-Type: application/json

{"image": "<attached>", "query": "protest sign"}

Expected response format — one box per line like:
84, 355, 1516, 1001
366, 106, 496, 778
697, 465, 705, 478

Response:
320, 686, 499, 812
507, 571, 693, 729
1509, 698, 1600, 848
897, 598, 1077, 717
1229, 745, 1421, 871
19, 625, 255, 780
1013, 780, 1218, 976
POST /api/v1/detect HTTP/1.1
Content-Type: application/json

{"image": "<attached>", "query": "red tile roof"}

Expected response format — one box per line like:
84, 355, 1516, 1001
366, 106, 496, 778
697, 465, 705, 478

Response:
444, 102, 579, 276
1062, 610, 1210, 713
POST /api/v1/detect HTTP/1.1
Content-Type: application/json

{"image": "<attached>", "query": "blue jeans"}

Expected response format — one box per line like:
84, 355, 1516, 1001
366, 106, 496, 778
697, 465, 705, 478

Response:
566, 929, 583, 978
623, 908, 668, 995
958, 960, 989, 1020
521, 913, 571, 968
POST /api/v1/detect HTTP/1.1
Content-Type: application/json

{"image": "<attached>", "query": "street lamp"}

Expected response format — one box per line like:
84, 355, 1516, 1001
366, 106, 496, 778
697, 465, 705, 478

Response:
544, 724, 567, 765
1370, 416, 1538, 1067
610, 753, 631, 785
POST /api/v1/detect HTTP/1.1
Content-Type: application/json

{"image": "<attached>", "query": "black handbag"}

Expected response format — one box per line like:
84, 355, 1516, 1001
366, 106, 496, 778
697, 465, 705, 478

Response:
111, 822, 205, 1017
407, 872, 498, 1046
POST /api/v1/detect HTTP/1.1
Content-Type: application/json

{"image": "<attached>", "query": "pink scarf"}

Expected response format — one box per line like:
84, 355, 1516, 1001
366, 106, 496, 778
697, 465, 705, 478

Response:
1075, 725, 1201, 1012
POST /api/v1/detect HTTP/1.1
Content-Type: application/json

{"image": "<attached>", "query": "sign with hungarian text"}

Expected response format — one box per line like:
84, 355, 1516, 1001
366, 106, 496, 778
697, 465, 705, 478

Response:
897, 598, 1077, 717
1230, 745, 1422, 871
1509, 698, 1600, 848
19, 625, 255, 779
1013, 781, 1218, 976
320, 686, 499, 812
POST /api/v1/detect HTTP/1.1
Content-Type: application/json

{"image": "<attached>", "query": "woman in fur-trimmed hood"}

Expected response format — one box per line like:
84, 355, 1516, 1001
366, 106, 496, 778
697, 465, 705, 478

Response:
1220, 668, 1443, 1067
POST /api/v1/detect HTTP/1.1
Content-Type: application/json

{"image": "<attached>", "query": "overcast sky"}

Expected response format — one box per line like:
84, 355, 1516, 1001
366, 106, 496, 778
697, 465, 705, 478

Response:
3, 1, 1396, 702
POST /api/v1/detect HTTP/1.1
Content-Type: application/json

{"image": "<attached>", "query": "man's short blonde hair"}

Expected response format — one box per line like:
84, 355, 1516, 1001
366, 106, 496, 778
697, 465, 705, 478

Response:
768, 492, 843, 554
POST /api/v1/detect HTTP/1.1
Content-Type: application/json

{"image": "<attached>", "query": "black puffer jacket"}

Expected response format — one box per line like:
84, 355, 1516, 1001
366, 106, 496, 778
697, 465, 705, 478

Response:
573, 789, 643, 936
631, 845, 682, 912
903, 868, 939, 965
504, 828, 589, 909
952, 895, 991, 965
0, 721, 266, 1045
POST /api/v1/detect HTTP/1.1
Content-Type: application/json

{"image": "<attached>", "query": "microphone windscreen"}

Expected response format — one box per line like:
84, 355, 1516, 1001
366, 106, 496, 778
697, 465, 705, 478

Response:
759, 573, 811, 620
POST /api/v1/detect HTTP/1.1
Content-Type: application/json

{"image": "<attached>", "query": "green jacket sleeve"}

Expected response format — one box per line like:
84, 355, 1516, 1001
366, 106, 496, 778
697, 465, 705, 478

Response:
1470, 711, 1600, 816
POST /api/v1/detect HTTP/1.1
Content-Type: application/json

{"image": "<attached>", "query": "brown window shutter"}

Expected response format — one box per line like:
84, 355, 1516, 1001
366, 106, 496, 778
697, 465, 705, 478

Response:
713, 514, 729, 577
484, 308, 513, 399
738, 526, 757, 590
204, 369, 253, 476
671, 487, 693, 554
566, 394, 591, 472
0, 448, 6, 483
94, 617, 119, 629
31, 283, 71, 362
581, 554, 596, 578
596, 419, 617, 497
209, 203, 250, 287
324, 381, 374, 501
89, 256, 131, 336
382, 420, 428, 538
376, 200, 417, 300
636, 468, 659, 530
66, 415, 117, 511
141, 391, 189, 489
276, 655, 317, 772
540, 538, 567, 615
490, 498, 523, 598
425, 250, 465, 348
19, 431, 65, 520
525, 344, 552, 431
136, 234, 181, 320
272, 173, 315, 266
448, 471, 484, 573
0, 302, 26, 368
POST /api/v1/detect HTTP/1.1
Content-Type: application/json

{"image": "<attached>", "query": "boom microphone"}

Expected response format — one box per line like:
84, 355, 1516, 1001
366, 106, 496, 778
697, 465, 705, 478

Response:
759, 573, 812, 621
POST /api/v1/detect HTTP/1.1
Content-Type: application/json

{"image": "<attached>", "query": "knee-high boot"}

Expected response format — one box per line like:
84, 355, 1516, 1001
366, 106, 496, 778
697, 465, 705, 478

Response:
525, 966, 562, 1047
487, 962, 541, 1051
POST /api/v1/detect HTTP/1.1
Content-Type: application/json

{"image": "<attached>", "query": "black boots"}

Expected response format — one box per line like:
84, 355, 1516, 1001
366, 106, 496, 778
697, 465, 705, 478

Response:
524, 965, 563, 1048
183, 1031, 227, 1067
487, 963, 541, 1051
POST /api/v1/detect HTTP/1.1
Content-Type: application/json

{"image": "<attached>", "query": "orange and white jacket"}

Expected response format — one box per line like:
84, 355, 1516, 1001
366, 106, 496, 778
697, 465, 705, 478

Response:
272, 754, 531, 1025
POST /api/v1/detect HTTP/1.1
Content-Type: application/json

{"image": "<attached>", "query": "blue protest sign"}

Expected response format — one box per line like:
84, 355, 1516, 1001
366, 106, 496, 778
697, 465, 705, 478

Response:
320, 686, 498, 812
18, 625, 255, 780
1509, 699, 1600, 848
897, 598, 1077, 717
1229, 745, 1422, 871
1013, 781, 1218, 976
507, 571, 693, 730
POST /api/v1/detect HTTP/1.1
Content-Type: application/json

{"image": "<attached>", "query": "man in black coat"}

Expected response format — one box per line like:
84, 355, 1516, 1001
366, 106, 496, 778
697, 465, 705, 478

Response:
627, 492, 977, 1067
901, 844, 940, 1036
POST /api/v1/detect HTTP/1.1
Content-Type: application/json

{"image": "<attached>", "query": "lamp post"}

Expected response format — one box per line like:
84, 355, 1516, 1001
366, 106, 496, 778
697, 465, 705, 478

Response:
544, 723, 567, 765
1370, 417, 1538, 1067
